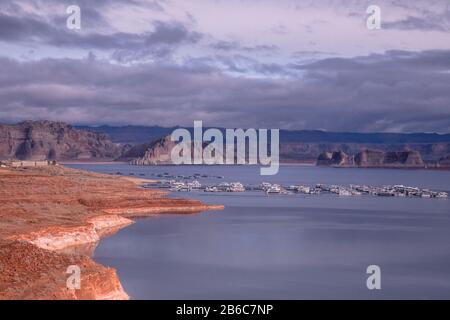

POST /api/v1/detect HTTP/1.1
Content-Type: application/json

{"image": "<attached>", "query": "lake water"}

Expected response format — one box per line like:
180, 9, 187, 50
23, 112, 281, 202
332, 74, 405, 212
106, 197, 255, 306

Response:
67, 164, 450, 299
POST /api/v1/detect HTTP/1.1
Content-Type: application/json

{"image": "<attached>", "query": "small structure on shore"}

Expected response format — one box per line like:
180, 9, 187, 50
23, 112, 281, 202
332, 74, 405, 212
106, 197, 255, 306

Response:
0, 160, 58, 168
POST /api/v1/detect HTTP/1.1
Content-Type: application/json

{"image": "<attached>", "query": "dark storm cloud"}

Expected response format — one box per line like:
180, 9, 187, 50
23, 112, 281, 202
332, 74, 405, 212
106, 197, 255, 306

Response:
0, 0, 197, 62
0, 12, 50, 41
287, 50, 450, 132
1, 50, 450, 132
0, 0, 161, 30
0, 11, 201, 52
384, 16, 449, 32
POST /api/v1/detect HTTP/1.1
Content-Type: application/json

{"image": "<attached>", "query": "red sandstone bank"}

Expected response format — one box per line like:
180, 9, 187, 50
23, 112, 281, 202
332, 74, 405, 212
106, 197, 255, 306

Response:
0, 166, 223, 300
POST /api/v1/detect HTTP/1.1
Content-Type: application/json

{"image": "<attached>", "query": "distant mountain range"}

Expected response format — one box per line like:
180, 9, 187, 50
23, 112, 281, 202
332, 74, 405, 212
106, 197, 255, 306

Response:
77, 125, 450, 145
76, 125, 175, 145
1, 121, 450, 167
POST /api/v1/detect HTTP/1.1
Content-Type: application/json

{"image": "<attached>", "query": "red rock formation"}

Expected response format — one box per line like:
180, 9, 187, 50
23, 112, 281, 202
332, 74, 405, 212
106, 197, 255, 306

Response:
130, 135, 176, 165
316, 151, 353, 166
0, 121, 122, 161
130, 135, 205, 165
0, 166, 223, 300
354, 149, 424, 167
317, 149, 425, 168
0, 241, 128, 300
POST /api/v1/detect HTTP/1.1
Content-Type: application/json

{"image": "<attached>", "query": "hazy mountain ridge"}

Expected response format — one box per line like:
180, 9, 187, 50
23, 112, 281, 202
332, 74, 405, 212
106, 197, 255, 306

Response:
76, 125, 175, 145
78, 125, 450, 145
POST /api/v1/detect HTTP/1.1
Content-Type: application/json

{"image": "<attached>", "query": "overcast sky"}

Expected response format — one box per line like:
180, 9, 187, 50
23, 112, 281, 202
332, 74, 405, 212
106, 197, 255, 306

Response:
1, 0, 450, 132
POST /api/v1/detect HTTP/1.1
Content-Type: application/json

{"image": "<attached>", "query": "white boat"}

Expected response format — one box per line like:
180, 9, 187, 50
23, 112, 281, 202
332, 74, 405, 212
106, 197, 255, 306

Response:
205, 186, 220, 192
338, 189, 352, 196
228, 182, 245, 192
266, 184, 282, 194
171, 185, 192, 192
330, 187, 340, 194
298, 186, 311, 194
187, 180, 202, 189
169, 181, 192, 192
260, 182, 272, 191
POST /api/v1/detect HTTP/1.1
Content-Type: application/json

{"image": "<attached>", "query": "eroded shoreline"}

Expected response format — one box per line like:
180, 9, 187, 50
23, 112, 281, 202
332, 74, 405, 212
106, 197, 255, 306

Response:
0, 166, 223, 300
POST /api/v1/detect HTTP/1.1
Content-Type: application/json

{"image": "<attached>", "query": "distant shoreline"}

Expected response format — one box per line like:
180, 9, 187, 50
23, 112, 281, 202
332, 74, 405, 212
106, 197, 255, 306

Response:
62, 160, 450, 171
59, 160, 129, 165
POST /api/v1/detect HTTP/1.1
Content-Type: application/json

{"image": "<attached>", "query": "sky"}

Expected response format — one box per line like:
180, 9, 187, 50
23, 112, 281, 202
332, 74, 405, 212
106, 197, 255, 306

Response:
0, 0, 450, 132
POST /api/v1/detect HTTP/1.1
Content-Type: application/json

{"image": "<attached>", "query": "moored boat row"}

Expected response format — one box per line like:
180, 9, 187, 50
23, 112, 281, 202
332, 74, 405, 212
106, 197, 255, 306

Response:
141, 177, 448, 199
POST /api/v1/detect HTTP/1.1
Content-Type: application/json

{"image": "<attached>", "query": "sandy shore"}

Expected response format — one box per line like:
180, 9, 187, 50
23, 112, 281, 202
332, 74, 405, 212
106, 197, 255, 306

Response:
0, 166, 223, 300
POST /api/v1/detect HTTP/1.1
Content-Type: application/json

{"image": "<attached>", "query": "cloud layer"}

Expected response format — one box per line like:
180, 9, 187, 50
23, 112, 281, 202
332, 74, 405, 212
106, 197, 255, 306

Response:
0, 0, 449, 132
1, 49, 449, 132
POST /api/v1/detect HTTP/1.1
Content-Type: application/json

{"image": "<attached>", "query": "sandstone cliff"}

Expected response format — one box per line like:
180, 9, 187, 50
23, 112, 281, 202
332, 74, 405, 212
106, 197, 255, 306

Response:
316, 151, 353, 166
317, 149, 425, 168
354, 149, 424, 167
0, 121, 121, 161
438, 155, 450, 168
129, 135, 176, 165
129, 135, 205, 165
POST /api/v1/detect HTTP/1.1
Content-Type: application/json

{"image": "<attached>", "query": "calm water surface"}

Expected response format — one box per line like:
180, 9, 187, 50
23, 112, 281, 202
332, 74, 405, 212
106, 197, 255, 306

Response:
68, 164, 450, 299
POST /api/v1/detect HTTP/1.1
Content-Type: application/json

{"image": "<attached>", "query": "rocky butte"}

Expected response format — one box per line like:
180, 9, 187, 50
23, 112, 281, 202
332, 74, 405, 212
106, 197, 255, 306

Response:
0, 121, 122, 161
317, 149, 425, 168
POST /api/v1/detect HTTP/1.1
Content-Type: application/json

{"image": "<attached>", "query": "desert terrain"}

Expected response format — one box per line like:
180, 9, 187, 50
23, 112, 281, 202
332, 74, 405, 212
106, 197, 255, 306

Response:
0, 165, 222, 300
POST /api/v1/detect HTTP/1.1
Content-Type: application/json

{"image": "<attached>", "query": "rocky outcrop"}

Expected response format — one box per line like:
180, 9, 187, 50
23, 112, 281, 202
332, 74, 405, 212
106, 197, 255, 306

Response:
0, 121, 122, 161
282, 142, 450, 163
118, 140, 157, 161
353, 149, 385, 166
437, 155, 450, 168
316, 151, 353, 166
130, 135, 176, 165
355, 150, 424, 167
0, 240, 128, 300
317, 149, 425, 168
130, 135, 205, 165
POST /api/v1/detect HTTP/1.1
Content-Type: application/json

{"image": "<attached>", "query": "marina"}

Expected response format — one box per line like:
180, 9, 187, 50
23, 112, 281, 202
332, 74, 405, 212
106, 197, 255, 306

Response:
141, 176, 448, 199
